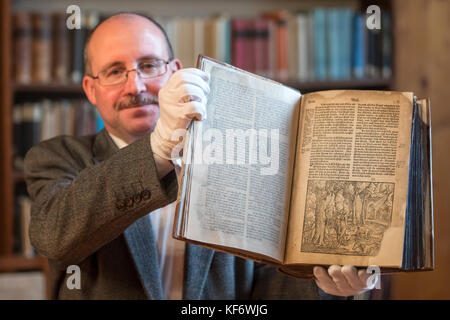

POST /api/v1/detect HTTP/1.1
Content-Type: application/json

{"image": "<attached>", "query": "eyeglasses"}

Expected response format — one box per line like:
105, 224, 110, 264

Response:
88, 59, 172, 86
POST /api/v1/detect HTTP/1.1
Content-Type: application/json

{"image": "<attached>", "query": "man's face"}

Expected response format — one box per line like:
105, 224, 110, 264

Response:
83, 17, 181, 143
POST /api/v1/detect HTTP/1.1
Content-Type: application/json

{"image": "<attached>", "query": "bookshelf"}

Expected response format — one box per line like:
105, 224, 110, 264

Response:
0, 0, 394, 299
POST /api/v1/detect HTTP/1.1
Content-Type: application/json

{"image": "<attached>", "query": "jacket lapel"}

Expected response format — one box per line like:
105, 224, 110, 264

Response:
92, 129, 118, 164
183, 243, 214, 299
92, 129, 164, 299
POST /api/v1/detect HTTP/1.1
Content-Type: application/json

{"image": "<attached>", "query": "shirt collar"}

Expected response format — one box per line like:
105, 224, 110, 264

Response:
108, 132, 128, 149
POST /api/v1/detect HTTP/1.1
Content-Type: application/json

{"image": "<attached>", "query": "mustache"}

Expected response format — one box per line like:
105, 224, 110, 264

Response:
116, 93, 159, 110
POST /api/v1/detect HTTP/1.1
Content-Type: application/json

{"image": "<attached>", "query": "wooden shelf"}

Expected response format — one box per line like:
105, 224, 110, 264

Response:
0, 255, 47, 273
14, 83, 84, 95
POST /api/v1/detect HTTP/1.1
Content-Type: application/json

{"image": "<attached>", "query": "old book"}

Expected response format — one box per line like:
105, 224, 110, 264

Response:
52, 12, 71, 83
31, 12, 52, 83
13, 12, 32, 84
173, 55, 434, 278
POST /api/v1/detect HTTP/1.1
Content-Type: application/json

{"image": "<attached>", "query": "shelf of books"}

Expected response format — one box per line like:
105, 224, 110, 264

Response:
1, 0, 394, 299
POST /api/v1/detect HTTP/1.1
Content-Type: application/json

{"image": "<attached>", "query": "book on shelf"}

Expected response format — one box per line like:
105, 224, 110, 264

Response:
13, 12, 32, 84
31, 12, 52, 83
12, 11, 99, 85
12, 99, 103, 170
173, 55, 433, 278
154, 6, 391, 82
52, 12, 71, 83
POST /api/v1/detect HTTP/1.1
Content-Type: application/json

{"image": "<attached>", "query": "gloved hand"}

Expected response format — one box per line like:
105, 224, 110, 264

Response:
314, 265, 379, 297
151, 68, 210, 160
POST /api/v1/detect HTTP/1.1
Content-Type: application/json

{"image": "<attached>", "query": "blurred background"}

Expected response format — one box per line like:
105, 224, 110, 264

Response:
0, 0, 449, 299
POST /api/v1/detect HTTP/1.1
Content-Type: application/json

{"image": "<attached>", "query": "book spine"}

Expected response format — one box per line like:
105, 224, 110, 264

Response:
193, 18, 206, 67
366, 25, 382, 77
276, 15, 288, 81
21, 102, 42, 156
286, 15, 299, 81
267, 20, 277, 79
381, 12, 392, 79
70, 13, 85, 83
13, 12, 32, 84
298, 13, 309, 81
32, 13, 52, 83
232, 19, 252, 71
353, 14, 366, 78
328, 9, 340, 80
204, 18, 216, 59
223, 18, 232, 64
254, 19, 270, 77
52, 13, 70, 83
313, 8, 327, 80
341, 8, 354, 79
306, 12, 315, 80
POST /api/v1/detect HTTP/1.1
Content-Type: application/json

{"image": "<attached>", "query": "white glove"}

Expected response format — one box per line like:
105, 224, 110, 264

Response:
314, 265, 379, 297
151, 68, 210, 160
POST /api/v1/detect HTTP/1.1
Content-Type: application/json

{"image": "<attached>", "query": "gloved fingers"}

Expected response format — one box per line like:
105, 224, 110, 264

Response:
177, 68, 210, 82
313, 266, 341, 296
172, 69, 210, 95
359, 268, 379, 289
177, 84, 208, 105
328, 265, 358, 296
182, 101, 207, 120
341, 265, 367, 291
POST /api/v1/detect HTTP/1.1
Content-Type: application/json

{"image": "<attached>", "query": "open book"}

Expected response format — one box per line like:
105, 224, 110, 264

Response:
173, 55, 434, 278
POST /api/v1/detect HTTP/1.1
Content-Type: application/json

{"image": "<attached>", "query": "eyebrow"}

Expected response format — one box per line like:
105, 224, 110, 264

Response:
99, 61, 124, 73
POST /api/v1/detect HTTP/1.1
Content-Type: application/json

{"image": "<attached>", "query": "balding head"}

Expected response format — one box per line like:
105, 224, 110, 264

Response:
84, 13, 174, 76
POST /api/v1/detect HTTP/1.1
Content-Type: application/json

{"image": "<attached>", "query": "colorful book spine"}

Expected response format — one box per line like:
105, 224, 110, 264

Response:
340, 8, 354, 79
353, 14, 366, 79
313, 8, 327, 80
382, 12, 392, 79
327, 9, 340, 80
232, 19, 254, 72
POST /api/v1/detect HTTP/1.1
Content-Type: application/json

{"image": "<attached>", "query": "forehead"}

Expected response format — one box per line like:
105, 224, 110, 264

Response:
88, 18, 168, 72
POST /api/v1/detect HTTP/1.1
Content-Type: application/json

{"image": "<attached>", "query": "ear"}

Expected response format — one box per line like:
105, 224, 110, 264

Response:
169, 58, 183, 72
82, 75, 97, 106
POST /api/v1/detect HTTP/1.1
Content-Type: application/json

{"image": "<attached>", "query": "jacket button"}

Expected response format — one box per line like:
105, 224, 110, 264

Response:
133, 193, 142, 204
141, 189, 151, 200
125, 197, 134, 208
116, 200, 125, 210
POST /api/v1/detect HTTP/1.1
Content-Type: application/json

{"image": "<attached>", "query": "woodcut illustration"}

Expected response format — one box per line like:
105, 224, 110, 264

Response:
301, 180, 394, 256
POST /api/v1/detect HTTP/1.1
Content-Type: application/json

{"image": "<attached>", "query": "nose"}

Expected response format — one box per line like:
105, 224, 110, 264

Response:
122, 70, 146, 95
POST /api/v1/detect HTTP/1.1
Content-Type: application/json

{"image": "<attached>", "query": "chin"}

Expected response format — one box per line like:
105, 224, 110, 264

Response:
123, 105, 159, 132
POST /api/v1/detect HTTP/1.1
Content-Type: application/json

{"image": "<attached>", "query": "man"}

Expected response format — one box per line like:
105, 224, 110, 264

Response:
24, 13, 375, 299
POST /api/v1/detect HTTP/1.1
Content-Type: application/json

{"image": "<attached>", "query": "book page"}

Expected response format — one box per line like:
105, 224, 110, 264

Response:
285, 90, 413, 268
182, 57, 300, 262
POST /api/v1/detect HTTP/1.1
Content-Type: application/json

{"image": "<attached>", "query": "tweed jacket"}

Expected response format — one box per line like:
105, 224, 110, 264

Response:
23, 129, 321, 300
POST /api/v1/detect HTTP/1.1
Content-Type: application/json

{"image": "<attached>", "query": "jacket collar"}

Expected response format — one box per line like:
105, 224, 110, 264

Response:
92, 129, 119, 163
